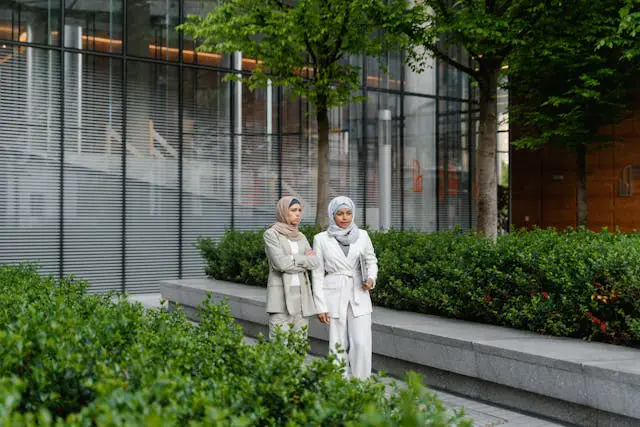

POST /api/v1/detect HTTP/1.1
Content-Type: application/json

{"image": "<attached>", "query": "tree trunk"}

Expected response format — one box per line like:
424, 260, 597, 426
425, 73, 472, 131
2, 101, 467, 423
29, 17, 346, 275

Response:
315, 103, 330, 227
576, 144, 587, 227
476, 67, 500, 239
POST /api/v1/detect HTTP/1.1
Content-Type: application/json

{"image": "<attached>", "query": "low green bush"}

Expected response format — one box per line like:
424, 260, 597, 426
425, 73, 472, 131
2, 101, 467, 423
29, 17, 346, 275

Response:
199, 228, 640, 346
0, 264, 469, 426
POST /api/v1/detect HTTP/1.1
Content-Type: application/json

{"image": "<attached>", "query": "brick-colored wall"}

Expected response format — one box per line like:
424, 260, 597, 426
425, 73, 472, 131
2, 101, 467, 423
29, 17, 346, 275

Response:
511, 110, 640, 231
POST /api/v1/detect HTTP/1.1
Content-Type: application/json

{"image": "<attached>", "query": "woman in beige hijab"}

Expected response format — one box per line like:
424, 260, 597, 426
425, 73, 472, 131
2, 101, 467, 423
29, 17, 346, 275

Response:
264, 196, 319, 339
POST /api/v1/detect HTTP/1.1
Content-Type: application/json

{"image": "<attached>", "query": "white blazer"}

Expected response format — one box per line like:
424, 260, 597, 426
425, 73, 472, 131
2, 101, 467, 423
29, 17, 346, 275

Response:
312, 230, 378, 319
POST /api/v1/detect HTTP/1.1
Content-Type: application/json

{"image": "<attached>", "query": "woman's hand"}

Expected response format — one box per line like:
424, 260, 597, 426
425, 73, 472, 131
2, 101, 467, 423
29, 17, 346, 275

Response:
361, 279, 373, 291
304, 248, 316, 256
318, 312, 330, 324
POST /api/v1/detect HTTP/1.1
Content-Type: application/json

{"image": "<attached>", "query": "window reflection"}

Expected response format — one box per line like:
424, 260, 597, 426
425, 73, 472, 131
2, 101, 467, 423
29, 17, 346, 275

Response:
405, 47, 436, 95
127, 0, 179, 60
438, 101, 471, 229
183, 0, 227, 66
64, 0, 123, 53
405, 96, 437, 231
0, 0, 60, 45
366, 51, 402, 91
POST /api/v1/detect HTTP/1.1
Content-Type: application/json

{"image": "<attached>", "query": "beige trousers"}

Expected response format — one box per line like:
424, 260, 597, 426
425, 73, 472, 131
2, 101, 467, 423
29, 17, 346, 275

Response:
268, 285, 309, 339
268, 312, 309, 340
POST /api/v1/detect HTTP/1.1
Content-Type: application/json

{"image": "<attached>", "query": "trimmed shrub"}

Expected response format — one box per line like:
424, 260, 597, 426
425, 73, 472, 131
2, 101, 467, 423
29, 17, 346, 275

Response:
199, 227, 640, 346
0, 264, 469, 426
198, 226, 321, 286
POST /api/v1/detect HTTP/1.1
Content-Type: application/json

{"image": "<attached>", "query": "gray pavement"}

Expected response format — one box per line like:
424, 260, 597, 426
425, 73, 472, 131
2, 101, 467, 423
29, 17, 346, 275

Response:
128, 293, 565, 427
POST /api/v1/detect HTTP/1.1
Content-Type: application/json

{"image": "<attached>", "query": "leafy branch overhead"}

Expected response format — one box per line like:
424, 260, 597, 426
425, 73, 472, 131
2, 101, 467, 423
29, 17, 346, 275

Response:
508, 0, 639, 150
600, 0, 640, 60
407, 0, 548, 88
179, 0, 413, 109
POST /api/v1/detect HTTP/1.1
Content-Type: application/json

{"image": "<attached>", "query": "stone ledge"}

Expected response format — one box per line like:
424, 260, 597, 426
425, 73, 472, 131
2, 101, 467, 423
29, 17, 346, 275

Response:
160, 278, 640, 427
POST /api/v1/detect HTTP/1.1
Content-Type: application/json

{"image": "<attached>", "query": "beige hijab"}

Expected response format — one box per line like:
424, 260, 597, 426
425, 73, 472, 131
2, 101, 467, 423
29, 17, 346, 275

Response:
270, 196, 303, 241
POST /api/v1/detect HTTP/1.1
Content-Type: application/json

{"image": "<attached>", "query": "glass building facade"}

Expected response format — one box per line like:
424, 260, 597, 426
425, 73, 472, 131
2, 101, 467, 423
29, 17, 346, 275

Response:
0, 0, 476, 292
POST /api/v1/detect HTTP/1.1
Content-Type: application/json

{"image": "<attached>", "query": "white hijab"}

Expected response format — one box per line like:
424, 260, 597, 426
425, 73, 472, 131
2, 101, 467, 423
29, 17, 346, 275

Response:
327, 196, 360, 245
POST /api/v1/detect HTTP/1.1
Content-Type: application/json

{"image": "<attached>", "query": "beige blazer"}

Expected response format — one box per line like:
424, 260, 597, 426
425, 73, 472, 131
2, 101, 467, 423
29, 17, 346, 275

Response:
264, 228, 319, 316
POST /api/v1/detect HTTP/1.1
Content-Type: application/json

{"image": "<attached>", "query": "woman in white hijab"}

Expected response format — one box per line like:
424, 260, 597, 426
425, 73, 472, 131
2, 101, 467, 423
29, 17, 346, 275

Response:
264, 196, 319, 340
312, 196, 378, 379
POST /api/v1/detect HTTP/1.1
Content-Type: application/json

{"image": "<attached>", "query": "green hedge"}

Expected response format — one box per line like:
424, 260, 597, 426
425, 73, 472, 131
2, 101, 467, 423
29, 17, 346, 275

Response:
0, 264, 469, 426
198, 228, 640, 346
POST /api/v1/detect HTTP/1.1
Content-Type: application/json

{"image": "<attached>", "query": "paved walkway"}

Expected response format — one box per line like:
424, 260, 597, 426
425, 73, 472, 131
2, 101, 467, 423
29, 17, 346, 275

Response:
128, 293, 564, 427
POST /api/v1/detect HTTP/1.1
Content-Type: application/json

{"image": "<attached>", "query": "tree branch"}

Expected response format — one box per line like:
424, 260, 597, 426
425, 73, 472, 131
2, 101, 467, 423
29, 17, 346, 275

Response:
304, 32, 318, 66
486, 0, 496, 14
434, 0, 452, 21
429, 45, 480, 79
329, 4, 351, 64
495, 42, 514, 60
495, 0, 514, 17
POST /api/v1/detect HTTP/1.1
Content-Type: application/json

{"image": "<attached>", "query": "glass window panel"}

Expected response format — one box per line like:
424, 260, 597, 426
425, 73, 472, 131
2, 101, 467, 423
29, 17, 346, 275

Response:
438, 43, 471, 100
0, 0, 60, 45
498, 148, 509, 232
281, 89, 305, 135
298, 96, 365, 225
404, 95, 437, 231
64, 0, 123, 53
281, 93, 316, 223
404, 47, 436, 95
439, 62, 467, 99
329, 100, 366, 220
182, 68, 232, 277
498, 86, 509, 133
438, 100, 472, 230
365, 92, 401, 229
242, 86, 271, 134
366, 51, 401, 91
281, 134, 316, 224
127, 0, 179, 60
125, 61, 180, 292
234, 84, 279, 229
63, 55, 123, 292
182, 0, 227, 67
0, 46, 61, 274
402, 96, 437, 231
234, 135, 279, 229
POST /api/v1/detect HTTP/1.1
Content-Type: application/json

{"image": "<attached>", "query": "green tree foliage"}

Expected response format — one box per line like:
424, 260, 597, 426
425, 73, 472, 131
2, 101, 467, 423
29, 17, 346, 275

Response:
405, 0, 550, 239
508, 0, 639, 227
179, 0, 411, 227
603, 0, 640, 60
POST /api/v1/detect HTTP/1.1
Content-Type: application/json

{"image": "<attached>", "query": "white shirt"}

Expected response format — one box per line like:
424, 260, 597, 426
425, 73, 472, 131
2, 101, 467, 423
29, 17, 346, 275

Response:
288, 240, 300, 286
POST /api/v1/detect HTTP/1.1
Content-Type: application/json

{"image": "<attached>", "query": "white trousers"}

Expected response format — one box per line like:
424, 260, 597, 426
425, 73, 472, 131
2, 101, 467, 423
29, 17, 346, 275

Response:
329, 304, 372, 380
268, 312, 309, 340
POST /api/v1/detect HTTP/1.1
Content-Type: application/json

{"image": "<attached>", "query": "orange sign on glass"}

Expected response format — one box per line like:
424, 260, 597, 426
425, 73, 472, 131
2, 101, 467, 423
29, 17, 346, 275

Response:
411, 159, 423, 193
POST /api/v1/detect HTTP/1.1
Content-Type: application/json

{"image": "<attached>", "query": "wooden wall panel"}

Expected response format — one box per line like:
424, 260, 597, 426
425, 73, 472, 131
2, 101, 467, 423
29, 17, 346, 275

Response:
511, 110, 640, 231
511, 147, 542, 228
540, 146, 576, 229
